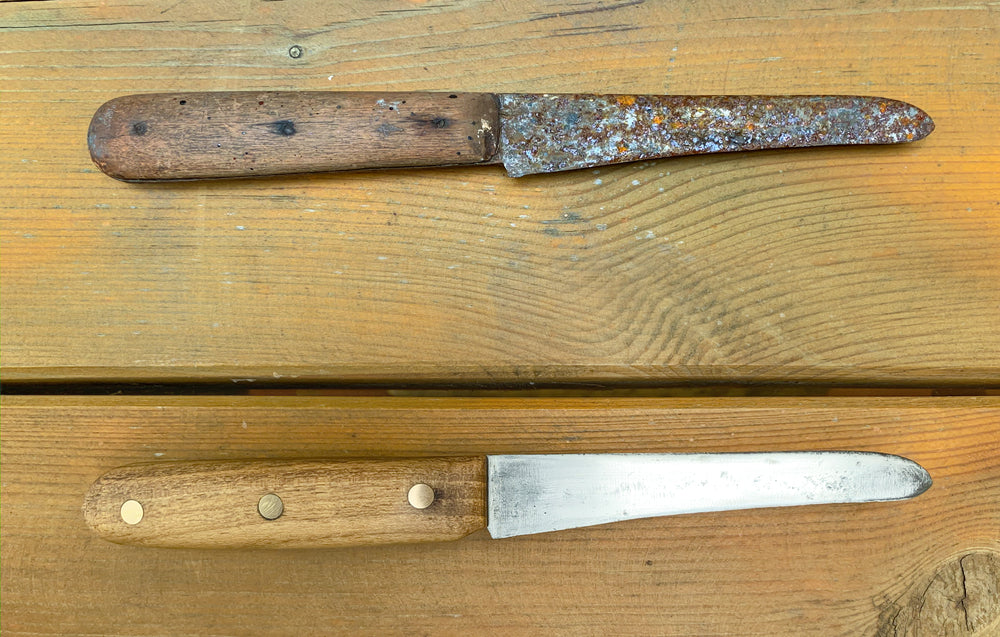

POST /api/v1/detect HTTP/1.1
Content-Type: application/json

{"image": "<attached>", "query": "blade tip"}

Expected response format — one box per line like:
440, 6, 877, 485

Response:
908, 106, 935, 142
880, 97, 935, 143
892, 455, 933, 499
911, 465, 934, 498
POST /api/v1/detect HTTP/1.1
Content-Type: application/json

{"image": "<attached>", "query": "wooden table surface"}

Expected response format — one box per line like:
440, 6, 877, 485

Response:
3, 396, 999, 636
3, 1, 1000, 636
2, 0, 998, 385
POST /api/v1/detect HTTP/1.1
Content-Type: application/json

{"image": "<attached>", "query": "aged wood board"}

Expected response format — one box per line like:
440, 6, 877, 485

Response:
1, 0, 998, 385
2, 396, 999, 636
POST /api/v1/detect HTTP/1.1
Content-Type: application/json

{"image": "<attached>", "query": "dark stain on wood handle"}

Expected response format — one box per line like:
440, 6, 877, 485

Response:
88, 91, 502, 181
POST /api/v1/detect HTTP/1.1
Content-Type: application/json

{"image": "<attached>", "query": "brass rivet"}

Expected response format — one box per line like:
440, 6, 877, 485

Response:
407, 483, 435, 509
120, 499, 144, 525
258, 493, 283, 520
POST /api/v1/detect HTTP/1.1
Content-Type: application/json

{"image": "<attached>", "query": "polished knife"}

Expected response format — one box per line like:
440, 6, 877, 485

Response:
87, 92, 934, 181
83, 452, 931, 548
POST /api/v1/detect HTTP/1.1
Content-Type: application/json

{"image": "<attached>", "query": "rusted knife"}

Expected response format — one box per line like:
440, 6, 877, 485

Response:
83, 451, 931, 548
87, 92, 934, 181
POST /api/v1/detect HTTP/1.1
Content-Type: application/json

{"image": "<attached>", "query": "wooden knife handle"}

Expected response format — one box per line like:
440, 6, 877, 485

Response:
88, 91, 501, 181
83, 458, 487, 548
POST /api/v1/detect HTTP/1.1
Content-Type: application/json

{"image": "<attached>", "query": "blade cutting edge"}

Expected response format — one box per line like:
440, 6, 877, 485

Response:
486, 452, 931, 539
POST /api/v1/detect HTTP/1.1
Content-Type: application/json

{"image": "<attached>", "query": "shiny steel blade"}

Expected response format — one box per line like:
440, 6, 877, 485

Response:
486, 452, 931, 538
498, 94, 934, 177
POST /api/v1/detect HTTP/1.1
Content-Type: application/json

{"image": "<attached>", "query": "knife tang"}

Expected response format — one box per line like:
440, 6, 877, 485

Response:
88, 91, 501, 181
83, 457, 487, 548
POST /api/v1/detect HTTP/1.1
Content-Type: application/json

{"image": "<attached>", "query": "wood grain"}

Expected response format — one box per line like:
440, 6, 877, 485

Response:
3, 395, 998, 636
83, 457, 487, 548
88, 91, 500, 181
1, 0, 998, 385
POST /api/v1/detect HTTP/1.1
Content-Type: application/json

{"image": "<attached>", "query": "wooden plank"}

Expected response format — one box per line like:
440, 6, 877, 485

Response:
2, 0, 999, 384
2, 395, 998, 636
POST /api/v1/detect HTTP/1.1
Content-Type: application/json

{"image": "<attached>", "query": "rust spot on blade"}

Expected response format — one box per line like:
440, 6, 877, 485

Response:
498, 94, 934, 177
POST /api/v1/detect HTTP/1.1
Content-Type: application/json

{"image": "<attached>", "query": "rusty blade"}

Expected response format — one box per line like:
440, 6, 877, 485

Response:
498, 94, 934, 177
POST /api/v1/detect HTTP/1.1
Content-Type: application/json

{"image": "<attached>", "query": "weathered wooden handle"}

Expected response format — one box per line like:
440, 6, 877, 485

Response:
88, 92, 501, 181
83, 458, 487, 548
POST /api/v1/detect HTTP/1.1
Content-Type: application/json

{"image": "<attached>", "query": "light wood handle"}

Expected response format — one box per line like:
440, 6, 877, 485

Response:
83, 458, 487, 548
88, 91, 501, 181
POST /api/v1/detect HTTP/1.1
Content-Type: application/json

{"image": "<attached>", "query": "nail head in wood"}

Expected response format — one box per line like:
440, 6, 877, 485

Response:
258, 493, 284, 520
120, 499, 144, 525
407, 483, 435, 509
